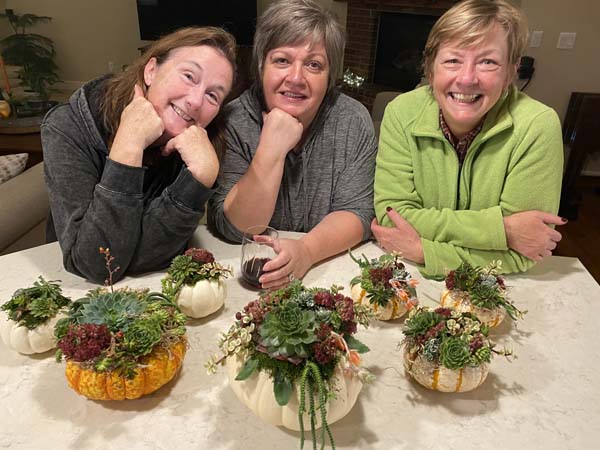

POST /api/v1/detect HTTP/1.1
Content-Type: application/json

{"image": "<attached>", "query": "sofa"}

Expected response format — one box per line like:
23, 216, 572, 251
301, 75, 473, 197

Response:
0, 162, 48, 255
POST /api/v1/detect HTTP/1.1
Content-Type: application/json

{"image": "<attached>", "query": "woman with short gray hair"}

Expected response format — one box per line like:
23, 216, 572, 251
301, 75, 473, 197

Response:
208, 0, 377, 289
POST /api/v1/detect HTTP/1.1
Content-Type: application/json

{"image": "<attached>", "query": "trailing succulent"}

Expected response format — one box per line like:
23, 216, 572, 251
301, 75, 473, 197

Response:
1, 276, 71, 329
206, 281, 374, 450
403, 306, 510, 370
445, 261, 525, 320
55, 288, 186, 378
350, 252, 418, 308
161, 248, 232, 299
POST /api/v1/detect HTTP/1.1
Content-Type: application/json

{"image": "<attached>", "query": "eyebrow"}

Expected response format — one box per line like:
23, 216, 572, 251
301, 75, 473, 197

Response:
183, 60, 228, 94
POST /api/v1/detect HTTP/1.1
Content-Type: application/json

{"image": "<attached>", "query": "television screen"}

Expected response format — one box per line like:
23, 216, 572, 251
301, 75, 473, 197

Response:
136, 0, 257, 46
373, 12, 440, 91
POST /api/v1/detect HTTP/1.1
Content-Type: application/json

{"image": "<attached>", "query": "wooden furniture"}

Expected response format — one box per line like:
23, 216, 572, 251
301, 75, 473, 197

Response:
0, 132, 42, 168
559, 92, 600, 219
0, 226, 599, 450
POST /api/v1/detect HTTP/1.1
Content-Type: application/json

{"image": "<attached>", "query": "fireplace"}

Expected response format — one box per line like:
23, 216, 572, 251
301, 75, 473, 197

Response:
341, 0, 459, 111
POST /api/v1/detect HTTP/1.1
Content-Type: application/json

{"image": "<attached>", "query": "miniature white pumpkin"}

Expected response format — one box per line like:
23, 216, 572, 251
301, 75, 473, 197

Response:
440, 289, 506, 328
175, 279, 226, 318
351, 283, 408, 320
226, 354, 362, 430
403, 346, 489, 393
0, 310, 63, 354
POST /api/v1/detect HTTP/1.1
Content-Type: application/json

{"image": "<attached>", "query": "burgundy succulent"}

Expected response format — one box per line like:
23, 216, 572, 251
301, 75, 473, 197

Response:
314, 291, 335, 309
434, 307, 453, 318
445, 270, 456, 290
369, 267, 393, 289
184, 248, 215, 265
57, 323, 112, 362
335, 295, 355, 323
313, 336, 337, 365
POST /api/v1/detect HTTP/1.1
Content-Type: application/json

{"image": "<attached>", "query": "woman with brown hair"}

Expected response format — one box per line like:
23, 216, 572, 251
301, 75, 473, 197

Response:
42, 27, 236, 283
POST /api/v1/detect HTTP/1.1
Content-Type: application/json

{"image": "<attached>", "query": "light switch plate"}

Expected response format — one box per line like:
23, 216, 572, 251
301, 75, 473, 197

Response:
557, 32, 577, 49
530, 30, 543, 48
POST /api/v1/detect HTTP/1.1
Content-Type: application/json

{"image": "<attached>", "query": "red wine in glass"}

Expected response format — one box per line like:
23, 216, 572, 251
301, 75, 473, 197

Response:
241, 257, 271, 288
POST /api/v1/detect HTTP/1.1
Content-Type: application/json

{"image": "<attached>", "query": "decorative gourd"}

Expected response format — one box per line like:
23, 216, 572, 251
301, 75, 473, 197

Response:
162, 248, 232, 319
176, 279, 226, 318
0, 276, 71, 355
443, 262, 525, 328
65, 340, 186, 400
349, 252, 418, 321
440, 288, 506, 328
226, 353, 362, 430
0, 310, 64, 354
403, 346, 489, 393
351, 284, 407, 320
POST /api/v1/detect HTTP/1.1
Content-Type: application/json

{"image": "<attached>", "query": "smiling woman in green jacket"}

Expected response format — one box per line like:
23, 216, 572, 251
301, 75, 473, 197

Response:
372, 0, 565, 278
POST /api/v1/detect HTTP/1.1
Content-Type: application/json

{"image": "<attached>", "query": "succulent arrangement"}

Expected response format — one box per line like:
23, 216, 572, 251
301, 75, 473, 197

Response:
53, 248, 188, 400
441, 261, 525, 327
161, 248, 232, 318
0, 276, 71, 354
350, 252, 418, 320
206, 281, 374, 449
402, 306, 512, 392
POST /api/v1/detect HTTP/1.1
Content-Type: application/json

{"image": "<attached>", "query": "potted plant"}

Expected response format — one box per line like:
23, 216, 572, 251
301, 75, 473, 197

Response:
402, 306, 512, 392
54, 248, 187, 400
350, 252, 419, 320
440, 261, 525, 328
161, 248, 232, 319
0, 9, 60, 115
206, 281, 374, 449
0, 276, 71, 354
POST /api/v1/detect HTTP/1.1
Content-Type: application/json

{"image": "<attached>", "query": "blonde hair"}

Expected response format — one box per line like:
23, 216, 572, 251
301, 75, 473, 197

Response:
422, 0, 528, 81
99, 27, 237, 160
253, 0, 344, 91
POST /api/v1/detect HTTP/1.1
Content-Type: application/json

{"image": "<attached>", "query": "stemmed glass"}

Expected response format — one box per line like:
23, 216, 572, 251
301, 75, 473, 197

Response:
240, 226, 279, 289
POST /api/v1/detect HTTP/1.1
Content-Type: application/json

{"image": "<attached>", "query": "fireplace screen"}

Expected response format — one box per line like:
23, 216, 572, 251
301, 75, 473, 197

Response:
373, 12, 440, 91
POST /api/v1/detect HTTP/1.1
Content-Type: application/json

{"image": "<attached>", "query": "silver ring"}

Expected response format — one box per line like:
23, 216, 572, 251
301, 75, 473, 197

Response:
288, 273, 295, 282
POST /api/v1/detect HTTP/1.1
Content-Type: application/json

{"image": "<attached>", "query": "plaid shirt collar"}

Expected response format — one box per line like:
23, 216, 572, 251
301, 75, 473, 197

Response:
439, 110, 484, 165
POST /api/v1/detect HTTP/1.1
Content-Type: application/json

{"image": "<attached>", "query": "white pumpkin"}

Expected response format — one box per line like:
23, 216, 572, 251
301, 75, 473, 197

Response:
175, 279, 226, 318
226, 354, 362, 430
403, 346, 489, 393
0, 310, 63, 354
351, 283, 408, 320
440, 288, 506, 328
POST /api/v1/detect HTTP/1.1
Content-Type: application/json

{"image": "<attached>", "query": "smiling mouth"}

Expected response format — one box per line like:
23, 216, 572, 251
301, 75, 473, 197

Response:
171, 104, 193, 122
449, 93, 482, 103
280, 91, 307, 100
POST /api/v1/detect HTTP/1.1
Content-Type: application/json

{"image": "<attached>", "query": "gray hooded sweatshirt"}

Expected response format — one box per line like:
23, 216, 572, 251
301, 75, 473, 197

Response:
207, 85, 377, 243
41, 76, 212, 283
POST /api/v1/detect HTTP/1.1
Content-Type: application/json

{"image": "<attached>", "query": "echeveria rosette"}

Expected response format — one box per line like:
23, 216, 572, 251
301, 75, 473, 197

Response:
258, 300, 319, 360
123, 318, 163, 357
439, 337, 471, 370
445, 261, 525, 320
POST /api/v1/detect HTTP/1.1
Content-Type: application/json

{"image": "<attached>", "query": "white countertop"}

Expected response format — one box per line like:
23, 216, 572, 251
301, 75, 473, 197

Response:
0, 226, 599, 450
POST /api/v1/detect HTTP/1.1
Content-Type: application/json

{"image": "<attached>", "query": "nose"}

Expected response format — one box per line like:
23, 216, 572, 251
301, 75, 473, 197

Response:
457, 61, 478, 86
186, 86, 205, 112
285, 61, 305, 86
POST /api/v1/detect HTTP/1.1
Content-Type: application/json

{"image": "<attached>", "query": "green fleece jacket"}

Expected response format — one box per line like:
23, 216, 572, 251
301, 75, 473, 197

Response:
375, 85, 563, 278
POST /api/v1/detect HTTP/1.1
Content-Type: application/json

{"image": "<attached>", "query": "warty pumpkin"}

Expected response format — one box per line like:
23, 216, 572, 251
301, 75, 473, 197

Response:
65, 339, 186, 400
225, 353, 362, 430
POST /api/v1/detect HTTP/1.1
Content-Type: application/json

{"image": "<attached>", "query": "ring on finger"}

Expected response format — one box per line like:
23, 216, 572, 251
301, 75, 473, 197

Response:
288, 273, 295, 282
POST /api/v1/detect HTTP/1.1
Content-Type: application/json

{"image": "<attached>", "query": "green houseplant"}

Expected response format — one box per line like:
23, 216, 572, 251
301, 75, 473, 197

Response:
0, 9, 60, 105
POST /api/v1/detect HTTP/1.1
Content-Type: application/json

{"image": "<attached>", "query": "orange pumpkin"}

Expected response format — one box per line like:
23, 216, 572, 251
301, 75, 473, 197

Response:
403, 346, 489, 393
65, 339, 186, 400
440, 289, 506, 328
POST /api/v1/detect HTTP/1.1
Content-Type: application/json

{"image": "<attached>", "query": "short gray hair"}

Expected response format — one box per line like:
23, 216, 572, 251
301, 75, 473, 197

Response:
252, 0, 344, 91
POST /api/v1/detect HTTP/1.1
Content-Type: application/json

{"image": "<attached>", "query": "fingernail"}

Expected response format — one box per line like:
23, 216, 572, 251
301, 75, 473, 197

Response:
386, 206, 392, 212
561, 217, 568, 223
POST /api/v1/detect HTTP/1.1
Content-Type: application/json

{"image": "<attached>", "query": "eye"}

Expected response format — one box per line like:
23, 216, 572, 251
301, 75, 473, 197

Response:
306, 60, 324, 71
443, 58, 460, 65
273, 57, 289, 65
182, 72, 195, 83
481, 59, 497, 65
206, 91, 220, 105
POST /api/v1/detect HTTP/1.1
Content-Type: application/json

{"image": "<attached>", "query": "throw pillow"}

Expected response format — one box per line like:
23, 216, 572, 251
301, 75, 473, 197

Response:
0, 153, 29, 185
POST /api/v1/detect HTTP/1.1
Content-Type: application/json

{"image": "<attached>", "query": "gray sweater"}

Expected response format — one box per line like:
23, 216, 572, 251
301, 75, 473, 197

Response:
41, 77, 212, 283
208, 86, 377, 243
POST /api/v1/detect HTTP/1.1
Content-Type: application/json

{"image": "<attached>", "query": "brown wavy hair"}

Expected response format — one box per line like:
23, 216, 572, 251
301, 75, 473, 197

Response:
99, 26, 237, 160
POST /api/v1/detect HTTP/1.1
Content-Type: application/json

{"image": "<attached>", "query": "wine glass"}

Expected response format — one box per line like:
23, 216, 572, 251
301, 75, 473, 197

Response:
240, 226, 279, 289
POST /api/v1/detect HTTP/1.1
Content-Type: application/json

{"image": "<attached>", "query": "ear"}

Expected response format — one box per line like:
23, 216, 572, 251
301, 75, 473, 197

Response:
143, 57, 158, 87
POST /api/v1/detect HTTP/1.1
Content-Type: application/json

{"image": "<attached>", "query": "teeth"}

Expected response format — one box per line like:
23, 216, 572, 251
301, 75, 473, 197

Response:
451, 93, 480, 103
283, 92, 304, 98
172, 104, 193, 121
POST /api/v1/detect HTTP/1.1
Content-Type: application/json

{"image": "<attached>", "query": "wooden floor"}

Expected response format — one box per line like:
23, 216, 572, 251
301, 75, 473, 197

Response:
554, 176, 600, 283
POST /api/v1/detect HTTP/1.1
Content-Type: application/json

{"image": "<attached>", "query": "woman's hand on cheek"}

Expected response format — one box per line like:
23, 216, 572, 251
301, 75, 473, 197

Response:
256, 109, 303, 164
163, 125, 219, 187
371, 208, 424, 264
111, 84, 164, 166
259, 238, 313, 290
